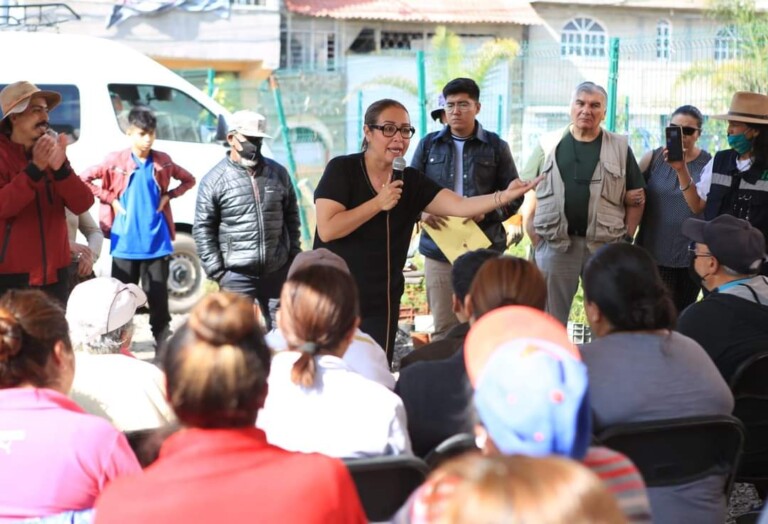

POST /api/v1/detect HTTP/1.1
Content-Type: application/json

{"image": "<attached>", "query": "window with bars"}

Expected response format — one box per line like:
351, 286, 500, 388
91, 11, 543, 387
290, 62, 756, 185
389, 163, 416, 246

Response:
560, 17, 606, 58
281, 30, 337, 71
380, 31, 423, 50
656, 20, 671, 60
230, 0, 266, 6
714, 26, 741, 61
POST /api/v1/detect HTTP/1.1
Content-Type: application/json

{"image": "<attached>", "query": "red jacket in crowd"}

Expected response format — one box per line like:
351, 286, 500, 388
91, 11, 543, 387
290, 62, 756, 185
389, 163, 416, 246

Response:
81, 148, 195, 240
0, 134, 93, 287
94, 427, 367, 524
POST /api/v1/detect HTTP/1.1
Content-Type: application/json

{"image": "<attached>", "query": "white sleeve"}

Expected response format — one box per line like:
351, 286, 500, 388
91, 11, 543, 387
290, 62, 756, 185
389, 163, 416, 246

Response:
343, 331, 396, 390
696, 157, 713, 202
388, 399, 413, 455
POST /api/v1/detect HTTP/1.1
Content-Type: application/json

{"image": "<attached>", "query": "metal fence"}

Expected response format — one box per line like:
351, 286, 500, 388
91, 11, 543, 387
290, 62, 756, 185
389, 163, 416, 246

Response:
179, 31, 754, 196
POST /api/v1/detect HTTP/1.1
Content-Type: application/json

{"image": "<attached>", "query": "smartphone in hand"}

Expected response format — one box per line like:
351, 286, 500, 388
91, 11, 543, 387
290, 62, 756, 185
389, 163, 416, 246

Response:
665, 125, 684, 162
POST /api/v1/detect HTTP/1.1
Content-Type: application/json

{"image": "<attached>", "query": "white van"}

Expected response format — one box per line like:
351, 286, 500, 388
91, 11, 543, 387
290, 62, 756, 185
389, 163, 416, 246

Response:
1, 31, 243, 312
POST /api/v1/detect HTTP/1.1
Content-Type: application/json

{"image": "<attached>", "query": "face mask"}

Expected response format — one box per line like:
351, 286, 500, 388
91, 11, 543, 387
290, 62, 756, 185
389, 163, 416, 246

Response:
688, 257, 713, 290
687, 257, 703, 285
238, 136, 263, 164
728, 132, 753, 155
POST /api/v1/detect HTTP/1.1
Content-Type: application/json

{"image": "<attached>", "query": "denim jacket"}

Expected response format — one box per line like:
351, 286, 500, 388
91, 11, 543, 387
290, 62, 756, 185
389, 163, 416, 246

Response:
410, 122, 520, 262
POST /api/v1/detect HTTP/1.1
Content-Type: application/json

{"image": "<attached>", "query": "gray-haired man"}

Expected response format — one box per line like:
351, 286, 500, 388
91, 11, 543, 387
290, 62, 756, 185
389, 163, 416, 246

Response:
520, 81, 646, 324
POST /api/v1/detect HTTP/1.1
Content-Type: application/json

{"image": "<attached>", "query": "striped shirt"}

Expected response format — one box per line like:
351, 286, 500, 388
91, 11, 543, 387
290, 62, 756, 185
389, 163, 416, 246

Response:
584, 446, 653, 523
636, 149, 711, 267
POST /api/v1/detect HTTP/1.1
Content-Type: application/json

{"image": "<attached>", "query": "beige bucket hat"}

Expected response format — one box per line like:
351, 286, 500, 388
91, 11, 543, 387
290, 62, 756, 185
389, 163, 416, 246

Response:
711, 91, 768, 125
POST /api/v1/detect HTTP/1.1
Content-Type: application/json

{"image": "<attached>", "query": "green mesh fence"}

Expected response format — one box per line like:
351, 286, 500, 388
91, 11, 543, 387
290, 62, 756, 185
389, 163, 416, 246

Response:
177, 32, 756, 224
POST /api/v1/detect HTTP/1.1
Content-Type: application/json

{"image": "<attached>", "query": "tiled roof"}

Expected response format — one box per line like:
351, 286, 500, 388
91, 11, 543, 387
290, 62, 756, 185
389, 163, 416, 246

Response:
284, 0, 542, 25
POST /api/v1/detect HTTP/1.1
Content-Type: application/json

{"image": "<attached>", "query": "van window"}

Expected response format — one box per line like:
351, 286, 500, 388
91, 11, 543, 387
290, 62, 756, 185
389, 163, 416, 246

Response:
109, 83, 218, 144
0, 84, 81, 143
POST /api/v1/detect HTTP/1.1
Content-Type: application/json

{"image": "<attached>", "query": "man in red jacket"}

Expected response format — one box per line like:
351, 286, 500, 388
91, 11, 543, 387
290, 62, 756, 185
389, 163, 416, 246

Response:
0, 81, 94, 304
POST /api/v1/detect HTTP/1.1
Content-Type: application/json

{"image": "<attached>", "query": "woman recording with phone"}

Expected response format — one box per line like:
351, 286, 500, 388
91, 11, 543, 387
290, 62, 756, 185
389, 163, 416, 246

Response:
314, 98, 539, 362
629, 105, 711, 312
665, 92, 768, 277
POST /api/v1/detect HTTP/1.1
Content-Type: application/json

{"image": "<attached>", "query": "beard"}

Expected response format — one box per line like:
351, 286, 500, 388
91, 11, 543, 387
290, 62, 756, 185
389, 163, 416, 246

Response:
237, 157, 258, 169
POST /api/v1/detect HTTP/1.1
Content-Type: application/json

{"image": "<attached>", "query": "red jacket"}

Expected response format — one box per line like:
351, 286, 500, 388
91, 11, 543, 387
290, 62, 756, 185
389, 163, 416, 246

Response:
94, 427, 367, 524
81, 148, 195, 240
0, 134, 94, 286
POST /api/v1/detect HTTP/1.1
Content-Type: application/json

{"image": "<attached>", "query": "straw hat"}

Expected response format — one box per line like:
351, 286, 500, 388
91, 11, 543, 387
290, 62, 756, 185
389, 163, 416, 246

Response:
0, 81, 61, 121
711, 91, 768, 125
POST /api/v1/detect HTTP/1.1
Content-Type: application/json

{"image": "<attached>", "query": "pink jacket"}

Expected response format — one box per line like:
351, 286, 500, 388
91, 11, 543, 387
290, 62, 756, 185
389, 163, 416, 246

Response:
81, 148, 195, 240
0, 388, 141, 522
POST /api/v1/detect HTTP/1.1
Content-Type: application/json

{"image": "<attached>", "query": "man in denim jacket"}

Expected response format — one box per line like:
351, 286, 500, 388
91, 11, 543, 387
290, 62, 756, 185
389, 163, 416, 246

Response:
411, 78, 521, 340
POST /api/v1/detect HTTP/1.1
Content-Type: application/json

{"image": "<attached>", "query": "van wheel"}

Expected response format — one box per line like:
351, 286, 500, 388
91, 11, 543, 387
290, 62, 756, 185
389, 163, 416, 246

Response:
167, 232, 205, 313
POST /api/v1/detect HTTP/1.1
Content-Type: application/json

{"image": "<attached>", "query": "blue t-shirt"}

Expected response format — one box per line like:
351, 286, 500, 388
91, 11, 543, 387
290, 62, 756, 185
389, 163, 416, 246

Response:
110, 153, 173, 260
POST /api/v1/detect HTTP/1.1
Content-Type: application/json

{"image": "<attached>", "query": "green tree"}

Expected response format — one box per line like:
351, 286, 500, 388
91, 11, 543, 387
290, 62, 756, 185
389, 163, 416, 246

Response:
676, 0, 768, 112
359, 26, 519, 98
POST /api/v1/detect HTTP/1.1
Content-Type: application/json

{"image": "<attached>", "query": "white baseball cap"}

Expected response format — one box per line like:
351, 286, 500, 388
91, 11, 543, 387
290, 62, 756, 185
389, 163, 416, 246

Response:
228, 110, 272, 138
66, 277, 148, 344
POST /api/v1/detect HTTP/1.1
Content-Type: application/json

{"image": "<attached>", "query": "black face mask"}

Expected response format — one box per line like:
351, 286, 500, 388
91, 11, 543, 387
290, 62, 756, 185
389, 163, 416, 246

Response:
688, 257, 703, 285
238, 136, 263, 164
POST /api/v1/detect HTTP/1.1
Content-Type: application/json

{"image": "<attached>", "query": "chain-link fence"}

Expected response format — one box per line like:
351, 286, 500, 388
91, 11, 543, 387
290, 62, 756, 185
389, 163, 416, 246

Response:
179, 31, 753, 218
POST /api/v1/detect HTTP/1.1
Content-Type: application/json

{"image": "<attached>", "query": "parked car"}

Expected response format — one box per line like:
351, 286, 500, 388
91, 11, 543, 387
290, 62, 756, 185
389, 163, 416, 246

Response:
0, 32, 267, 312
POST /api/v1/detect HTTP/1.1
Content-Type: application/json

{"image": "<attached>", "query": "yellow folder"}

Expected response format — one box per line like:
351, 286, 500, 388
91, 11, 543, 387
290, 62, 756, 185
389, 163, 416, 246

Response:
422, 216, 492, 264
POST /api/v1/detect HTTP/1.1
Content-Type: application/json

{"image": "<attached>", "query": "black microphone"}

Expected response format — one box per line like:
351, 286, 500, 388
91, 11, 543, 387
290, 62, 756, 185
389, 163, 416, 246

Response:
392, 156, 406, 181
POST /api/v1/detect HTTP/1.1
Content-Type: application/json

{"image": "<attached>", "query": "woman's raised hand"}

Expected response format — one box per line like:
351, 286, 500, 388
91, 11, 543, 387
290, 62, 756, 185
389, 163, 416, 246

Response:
503, 175, 543, 204
376, 179, 403, 211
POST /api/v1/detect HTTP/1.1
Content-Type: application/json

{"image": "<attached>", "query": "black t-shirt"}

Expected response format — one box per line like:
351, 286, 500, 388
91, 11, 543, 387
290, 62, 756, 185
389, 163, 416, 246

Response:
314, 152, 442, 317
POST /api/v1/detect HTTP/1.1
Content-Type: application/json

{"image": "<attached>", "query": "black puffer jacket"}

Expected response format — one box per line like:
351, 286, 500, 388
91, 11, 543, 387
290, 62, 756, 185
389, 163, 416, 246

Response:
193, 155, 301, 281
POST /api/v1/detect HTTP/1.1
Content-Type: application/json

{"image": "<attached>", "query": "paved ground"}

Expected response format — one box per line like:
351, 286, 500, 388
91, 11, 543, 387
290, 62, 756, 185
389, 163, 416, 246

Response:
131, 313, 188, 362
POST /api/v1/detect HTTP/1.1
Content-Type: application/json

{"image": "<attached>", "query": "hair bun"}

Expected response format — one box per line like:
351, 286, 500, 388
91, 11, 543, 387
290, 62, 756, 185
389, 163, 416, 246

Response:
0, 308, 22, 362
188, 292, 258, 346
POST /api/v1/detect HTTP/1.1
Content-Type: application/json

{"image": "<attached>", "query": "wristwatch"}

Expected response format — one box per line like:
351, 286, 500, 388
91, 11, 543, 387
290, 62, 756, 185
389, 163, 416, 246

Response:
621, 234, 634, 244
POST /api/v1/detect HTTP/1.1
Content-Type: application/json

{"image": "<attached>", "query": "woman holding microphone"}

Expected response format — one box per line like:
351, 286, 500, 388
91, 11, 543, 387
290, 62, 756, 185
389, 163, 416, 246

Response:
314, 98, 539, 362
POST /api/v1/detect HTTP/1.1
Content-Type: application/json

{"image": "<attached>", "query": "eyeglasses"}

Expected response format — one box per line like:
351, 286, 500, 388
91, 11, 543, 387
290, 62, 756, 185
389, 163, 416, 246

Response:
687, 242, 713, 258
369, 123, 416, 139
680, 126, 701, 136
445, 101, 473, 113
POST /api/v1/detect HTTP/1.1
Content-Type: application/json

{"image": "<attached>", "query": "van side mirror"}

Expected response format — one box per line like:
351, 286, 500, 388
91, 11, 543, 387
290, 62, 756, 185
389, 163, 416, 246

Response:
215, 114, 228, 142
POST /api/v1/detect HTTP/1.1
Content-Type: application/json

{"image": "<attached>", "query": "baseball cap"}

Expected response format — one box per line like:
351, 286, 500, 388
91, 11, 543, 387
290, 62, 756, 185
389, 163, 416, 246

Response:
464, 305, 579, 386
287, 248, 350, 278
474, 338, 592, 460
228, 110, 272, 138
66, 277, 148, 344
1, 81, 61, 121
430, 93, 446, 122
682, 214, 767, 274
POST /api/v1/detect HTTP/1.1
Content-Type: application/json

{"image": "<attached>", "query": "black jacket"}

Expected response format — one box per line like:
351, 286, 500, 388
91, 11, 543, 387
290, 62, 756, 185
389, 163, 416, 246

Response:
395, 347, 473, 457
193, 155, 301, 281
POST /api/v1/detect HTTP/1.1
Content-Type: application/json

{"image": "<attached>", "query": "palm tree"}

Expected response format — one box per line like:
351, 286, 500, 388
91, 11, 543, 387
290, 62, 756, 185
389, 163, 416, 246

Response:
357, 26, 519, 100
675, 0, 768, 113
